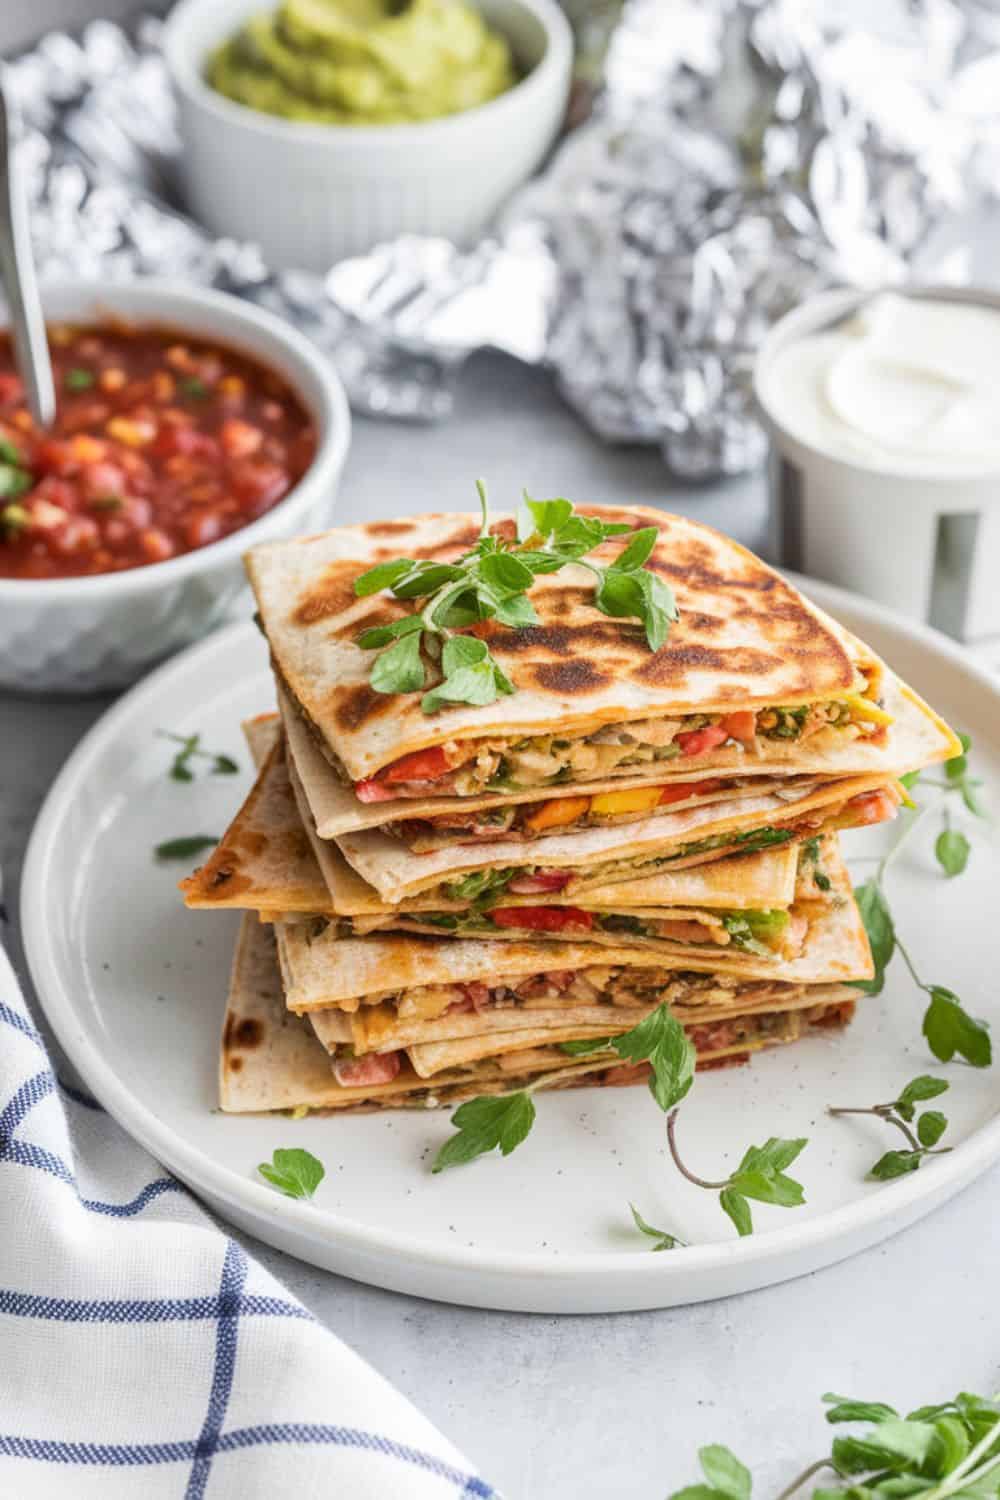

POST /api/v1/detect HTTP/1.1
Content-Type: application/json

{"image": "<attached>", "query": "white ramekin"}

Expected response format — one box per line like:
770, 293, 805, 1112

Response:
0, 279, 350, 694
162, 0, 574, 271
754, 284, 1000, 644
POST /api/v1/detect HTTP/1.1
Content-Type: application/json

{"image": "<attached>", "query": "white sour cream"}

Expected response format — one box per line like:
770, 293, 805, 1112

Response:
761, 293, 1000, 475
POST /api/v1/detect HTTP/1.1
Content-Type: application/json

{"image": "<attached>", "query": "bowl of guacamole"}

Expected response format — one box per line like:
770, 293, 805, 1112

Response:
206, 0, 519, 126
164, 0, 572, 269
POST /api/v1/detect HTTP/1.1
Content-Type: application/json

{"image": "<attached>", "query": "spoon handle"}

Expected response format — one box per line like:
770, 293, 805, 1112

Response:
0, 71, 55, 429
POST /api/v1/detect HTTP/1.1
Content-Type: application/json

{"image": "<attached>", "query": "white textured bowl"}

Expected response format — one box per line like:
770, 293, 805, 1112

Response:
0, 280, 350, 695
162, 0, 573, 271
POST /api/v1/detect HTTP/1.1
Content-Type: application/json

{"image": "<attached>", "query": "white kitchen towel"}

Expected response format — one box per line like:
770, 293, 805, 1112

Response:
0, 945, 497, 1500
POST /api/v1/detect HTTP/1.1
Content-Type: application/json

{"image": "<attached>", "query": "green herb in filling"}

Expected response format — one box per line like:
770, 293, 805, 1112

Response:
443, 867, 520, 906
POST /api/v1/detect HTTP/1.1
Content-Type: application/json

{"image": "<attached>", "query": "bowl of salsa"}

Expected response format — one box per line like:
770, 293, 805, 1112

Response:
0, 279, 349, 692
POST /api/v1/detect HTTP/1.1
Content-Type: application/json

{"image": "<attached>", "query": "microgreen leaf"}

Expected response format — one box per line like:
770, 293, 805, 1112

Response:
159, 730, 238, 782
478, 551, 534, 593
854, 879, 895, 996
698, 1445, 753, 1500
611, 1003, 695, 1113
719, 1187, 753, 1237
935, 826, 970, 878
868, 1149, 923, 1181
257, 1147, 325, 1200
916, 1110, 948, 1148
370, 630, 425, 695
153, 835, 219, 861
609, 525, 659, 573
823, 1395, 900, 1426
353, 558, 417, 597
356, 486, 676, 713
923, 987, 991, 1067
356, 615, 425, 649
629, 1202, 685, 1252
895, 1075, 949, 1120
432, 1092, 536, 1172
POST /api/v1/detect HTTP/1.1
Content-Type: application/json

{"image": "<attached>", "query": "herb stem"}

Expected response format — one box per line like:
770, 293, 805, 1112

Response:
893, 935, 930, 995
775, 1458, 833, 1500
827, 1104, 922, 1152
666, 1109, 731, 1190
923, 1417, 1000, 1500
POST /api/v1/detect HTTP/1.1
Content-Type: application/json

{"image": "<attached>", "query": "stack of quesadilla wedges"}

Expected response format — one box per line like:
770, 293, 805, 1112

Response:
182, 506, 961, 1115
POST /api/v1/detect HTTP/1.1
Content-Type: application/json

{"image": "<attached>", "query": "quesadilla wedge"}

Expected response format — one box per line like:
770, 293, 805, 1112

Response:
326, 771, 904, 904
273, 857, 871, 1041
244, 506, 908, 804
182, 716, 807, 924
220, 916, 857, 1113
294, 830, 848, 964
280, 668, 957, 841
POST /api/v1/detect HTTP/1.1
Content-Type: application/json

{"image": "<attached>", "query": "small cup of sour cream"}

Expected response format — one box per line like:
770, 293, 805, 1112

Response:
754, 287, 1000, 642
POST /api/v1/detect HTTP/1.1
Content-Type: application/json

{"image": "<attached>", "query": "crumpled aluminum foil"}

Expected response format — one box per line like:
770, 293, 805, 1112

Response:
8, 1, 1000, 475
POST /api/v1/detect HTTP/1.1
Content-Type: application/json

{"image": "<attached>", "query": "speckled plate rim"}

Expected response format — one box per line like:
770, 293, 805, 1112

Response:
20, 585, 1000, 1311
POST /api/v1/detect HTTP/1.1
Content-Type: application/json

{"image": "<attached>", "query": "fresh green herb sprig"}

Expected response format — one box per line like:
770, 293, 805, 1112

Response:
629, 1204, 686, 1252
853, 745, 991, 1068
159, 730, 239, 782
663, 1111, 808, 1238
434, 1006, 810, 1243
354, 484, 678, 715
666, 1387, 1000, 1500
432, 1003, 694, 1173
829, 1074, 952, 1180
432, 1093, 536, 1173
257, 1147, 325, 1200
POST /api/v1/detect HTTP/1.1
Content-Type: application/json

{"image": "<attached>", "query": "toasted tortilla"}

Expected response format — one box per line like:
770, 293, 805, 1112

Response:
182, 715, 805, 919
308, 977, 860, 1062
282, 669, 957, 839
329, 769, 898, 903
220, 917, 854, 1113
244, 506, 890, 785
402, 985, 860, 1076
274, 855, 872, 1016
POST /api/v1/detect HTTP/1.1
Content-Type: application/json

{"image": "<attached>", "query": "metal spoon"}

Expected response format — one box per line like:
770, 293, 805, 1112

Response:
0, 69, 55, 428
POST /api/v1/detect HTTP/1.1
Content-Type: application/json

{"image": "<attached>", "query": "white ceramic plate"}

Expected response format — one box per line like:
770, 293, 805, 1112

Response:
21, 581, 1000, 1313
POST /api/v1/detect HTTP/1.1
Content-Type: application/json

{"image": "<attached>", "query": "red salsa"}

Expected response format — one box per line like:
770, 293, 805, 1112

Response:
0, 323, 317, 579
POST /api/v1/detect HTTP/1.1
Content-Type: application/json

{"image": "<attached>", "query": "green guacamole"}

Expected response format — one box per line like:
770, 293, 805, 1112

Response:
206, 0, 518, 125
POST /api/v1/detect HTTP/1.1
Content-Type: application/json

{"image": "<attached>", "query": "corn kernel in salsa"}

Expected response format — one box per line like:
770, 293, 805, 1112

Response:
0, 323, 317, 579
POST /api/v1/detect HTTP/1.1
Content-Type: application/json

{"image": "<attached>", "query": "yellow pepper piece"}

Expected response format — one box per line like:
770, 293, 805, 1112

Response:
589, 785, 664, 816
523, 795, 591, 833
841, 693, 894, 726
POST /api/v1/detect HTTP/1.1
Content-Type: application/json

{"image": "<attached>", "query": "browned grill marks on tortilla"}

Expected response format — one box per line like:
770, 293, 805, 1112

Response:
333, 682, 396, 733
293, 559, 367, 624
408, 524, 481, 560
365, 520, 416, 536
631, 643, 784, 686
222, 1014, 264, 1051
532, 659, 612, 694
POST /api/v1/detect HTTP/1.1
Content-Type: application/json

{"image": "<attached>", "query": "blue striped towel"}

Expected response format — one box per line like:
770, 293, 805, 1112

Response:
0, 944, 496, 1499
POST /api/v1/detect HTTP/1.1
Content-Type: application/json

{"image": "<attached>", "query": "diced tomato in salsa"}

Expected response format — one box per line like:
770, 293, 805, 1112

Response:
0, 323, 316, 579
490, 906, 593, 933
